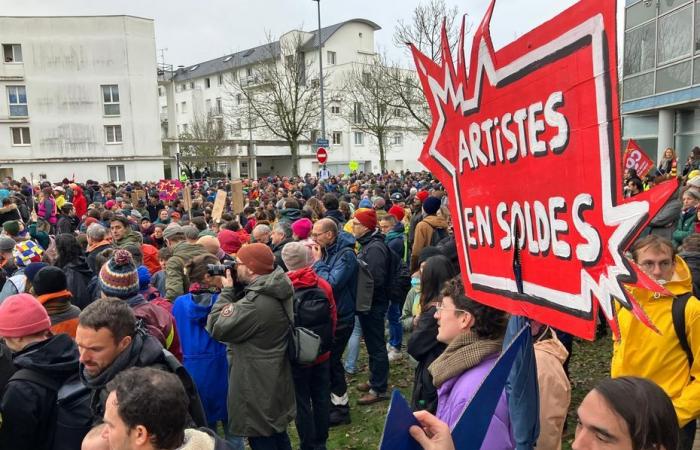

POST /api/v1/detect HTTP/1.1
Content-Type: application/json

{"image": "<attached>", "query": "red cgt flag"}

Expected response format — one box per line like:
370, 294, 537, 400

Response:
623, 139, 654, 178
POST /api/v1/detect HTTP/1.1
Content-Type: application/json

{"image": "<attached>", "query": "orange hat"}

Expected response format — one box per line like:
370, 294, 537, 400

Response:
236, 243, 275, 275
388, 205, 405, 222
354, 208, 377, 230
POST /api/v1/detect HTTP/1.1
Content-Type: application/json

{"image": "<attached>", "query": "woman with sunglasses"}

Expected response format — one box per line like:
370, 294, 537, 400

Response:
429, 277, 514, 449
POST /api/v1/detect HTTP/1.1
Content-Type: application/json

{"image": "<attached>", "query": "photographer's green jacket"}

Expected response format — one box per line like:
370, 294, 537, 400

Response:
206, 267, 296, 437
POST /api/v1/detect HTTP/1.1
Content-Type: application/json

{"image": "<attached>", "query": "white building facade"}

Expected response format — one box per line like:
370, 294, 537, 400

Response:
0, 16, 164, 183
159, 19, 426, 178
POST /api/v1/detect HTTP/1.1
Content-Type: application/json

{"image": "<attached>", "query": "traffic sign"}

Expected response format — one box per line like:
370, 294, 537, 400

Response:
316, 138, 329, 147
316, 147, 328, 164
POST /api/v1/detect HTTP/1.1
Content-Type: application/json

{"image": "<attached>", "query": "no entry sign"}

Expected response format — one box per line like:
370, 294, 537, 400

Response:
317, 147, 328, 164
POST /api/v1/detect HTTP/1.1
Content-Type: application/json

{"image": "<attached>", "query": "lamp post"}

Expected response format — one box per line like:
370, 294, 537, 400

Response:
312, 0, 326, 143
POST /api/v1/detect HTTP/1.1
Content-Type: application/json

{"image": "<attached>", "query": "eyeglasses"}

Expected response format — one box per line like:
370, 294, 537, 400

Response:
310, 230, 329, 238
639, 260, 674, 271
435, 304, 468, 314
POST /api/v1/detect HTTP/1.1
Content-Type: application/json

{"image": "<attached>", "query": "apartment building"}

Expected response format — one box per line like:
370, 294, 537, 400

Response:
159, 18, 425, 177
0, 15, 164, 182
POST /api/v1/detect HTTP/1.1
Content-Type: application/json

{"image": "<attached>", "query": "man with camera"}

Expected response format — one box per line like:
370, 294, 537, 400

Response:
207, 243, 296, 450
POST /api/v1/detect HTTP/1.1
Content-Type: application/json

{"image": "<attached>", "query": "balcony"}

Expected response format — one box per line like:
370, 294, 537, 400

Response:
0, 62, 24, 81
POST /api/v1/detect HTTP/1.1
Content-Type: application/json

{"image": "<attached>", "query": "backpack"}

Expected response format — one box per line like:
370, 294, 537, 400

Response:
159, 348, 208, 427
387, 248, 411, 306
294, 286, 333, 354
9, 371, 92, 450
428, 223, 448, 247
338, 246, 374, 313
672, 293, 695, 369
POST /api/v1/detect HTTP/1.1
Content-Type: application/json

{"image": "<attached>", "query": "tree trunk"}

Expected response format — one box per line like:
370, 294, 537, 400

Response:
378, 134, 387, 174
290, 141, 300, 177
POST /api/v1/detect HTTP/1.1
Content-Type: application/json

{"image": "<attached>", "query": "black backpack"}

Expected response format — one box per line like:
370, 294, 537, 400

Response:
428, 223, 448, 247
387, 248, 411, 306
294, 286, 334, 354
159, 348, 208, 428
672, 293, 695, 369
9, 370, 92, 450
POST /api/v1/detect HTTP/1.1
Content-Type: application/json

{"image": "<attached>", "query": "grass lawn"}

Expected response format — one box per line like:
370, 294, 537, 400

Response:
288, 334, 612, 449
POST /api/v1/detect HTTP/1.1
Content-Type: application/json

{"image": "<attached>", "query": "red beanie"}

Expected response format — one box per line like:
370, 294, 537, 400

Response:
416, 191, 429, 203
354, 208, 377, 230
85, 217, 99, 228
0, 293, 51, 338
236, 243, 275, 275
388, 205, 405, 222
218, 228, 242, 254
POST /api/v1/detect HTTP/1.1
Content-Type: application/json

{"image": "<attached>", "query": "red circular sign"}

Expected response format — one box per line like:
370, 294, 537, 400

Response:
316, 147, 328, 164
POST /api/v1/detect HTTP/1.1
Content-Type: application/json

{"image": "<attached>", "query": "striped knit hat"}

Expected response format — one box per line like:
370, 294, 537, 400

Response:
99, 249, 139, 299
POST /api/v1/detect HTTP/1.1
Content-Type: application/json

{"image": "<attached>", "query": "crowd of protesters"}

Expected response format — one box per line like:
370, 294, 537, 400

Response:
0, 165, 692, 450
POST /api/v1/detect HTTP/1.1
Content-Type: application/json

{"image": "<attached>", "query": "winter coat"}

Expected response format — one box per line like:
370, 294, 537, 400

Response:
324, 209, 346, 227
127, 293, 183, 362
113, 230, 143, 249
180, 428, 240, 450
647, 192, 681, 241
357, 230, 390, 308
673, 207, 697, 247
534, 334, 570, 450
72, 185, 88, 219
411, 215, 449, 272
151, 270, 167, 297
165, 241, 207, 300
36, 292, 81, 339
401, 285, 421, 332
0, 334, 79, 450
612, 255, 700, 426
0, 204, 21, 228
682, 251, 700, 298
287, 266, 337, 365
313, 231, 358, 324
206, 267, 296, 437
86, 242, 112, 275
407, 304, 445, 413
61, 258, 94, 310
56, 214, 75, 234
436, 354, 514, 449
38, 197, 57, 225
386, 221, 406, 260
271, 237, 293, 272
173, 291, 228, 425
279, 208, 302, 224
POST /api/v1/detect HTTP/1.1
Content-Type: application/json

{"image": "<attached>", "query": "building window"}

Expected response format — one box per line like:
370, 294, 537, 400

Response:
216, 97, 222, 114
10, 127, 30, 145
353, 102, 363, 124
234, 118, 242, 136
327, 51, 336, 65
330, 105, 340, 114
236, 94, 242, 105
180, 83, 186, 91
101, 85, 120, 116
218, 74, 224, 85
105, 125, 122, 144
657, 5, 692, 65
332, 131, 342, 145
311, 129, 320, 143
190, 82, 195, 89
2, 44, 22, 63
181, 101, 187, 113
205, 78, 211, 88
108, 165, 126, 182
7, 86, 27, 117
205, 99, 212, 113
391, 133, 403, 146
393, 108, 404, 118
354, 131, 364, 145
182, 123, 188, 134
246, 67, 253, 77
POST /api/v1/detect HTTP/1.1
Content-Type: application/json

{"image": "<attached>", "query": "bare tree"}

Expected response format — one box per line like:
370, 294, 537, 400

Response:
178, 112, 226, 176
344, 55, 415, 173
225, 32, 321, 177
390, 0, 463, 131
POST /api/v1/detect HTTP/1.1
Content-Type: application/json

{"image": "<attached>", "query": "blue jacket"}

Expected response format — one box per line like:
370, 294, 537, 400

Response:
172, 291, 228, 425
313, 231, 358, 323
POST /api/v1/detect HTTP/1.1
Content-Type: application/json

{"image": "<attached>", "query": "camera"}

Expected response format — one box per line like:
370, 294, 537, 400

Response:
207, 260, 236, 277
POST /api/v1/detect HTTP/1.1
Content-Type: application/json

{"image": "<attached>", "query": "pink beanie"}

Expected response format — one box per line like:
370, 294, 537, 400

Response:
291, 218, 313, 240
0, 293, 51, 338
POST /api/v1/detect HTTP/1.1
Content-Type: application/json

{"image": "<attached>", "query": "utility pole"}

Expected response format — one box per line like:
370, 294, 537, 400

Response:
313, 0, 326, 142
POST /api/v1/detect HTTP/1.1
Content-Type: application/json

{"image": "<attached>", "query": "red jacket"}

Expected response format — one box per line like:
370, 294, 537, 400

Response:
287, 266, 337, 365
72, 185, 88, 219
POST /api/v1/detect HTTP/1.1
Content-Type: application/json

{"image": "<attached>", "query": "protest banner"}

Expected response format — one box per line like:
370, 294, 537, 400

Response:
410, 0, 676, 340
231, 180, 244, 214
211, 189, 227, 222
623, 139, 654, 179
157, 179, 183, 202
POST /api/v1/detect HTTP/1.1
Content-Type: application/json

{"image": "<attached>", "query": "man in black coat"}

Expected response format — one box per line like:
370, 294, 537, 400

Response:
0, 293, 80, 449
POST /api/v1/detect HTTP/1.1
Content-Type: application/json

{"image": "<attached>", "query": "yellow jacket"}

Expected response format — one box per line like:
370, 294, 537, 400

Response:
612, 256, 700, 426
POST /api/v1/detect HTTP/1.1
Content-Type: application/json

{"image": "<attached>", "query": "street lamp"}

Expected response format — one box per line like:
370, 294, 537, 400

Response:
312, 0, 326, 144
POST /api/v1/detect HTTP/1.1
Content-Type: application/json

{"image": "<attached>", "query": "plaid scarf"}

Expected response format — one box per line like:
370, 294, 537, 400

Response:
428, 331, 503, 388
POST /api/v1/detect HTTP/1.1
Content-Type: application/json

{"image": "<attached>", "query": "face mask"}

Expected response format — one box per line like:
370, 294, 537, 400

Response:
411, 277, 420, 288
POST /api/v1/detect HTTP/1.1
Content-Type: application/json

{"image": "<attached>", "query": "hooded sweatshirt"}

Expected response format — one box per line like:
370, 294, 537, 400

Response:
612, 256, 700, 426
534, 333, 570, 450
410, 214, 449, 272
0, 334, 79, 450
72, 185, 88, 219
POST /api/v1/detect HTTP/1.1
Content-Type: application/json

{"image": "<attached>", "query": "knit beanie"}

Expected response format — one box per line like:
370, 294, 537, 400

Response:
24, 262, 48, 284
32, 266, 68, 296
99, 249, 139, 299
354, 208, 377, 230
423, 196, 441, 215
388, 205, 405, 222
85, 217, 99, 228
105, 200, 115, 210
3, 220, 20, 236
281, 241, 312, 272
416, 191, 429, 203
14, 240, 44, 267
137, 265, 151, 291
359, 198, 373, 208
218, 229, 242, 254
236, 243, 275, 275
0, 293, 51, 338
291, 218, 313, 240
163, 223, 184, 240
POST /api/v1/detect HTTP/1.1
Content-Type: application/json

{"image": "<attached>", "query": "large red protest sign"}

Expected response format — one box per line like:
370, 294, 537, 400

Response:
623, 139, 653, 178
411, 0, 676, 340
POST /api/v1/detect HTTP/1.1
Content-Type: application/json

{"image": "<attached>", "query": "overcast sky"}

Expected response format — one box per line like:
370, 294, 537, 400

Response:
3, 0, 625, 67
